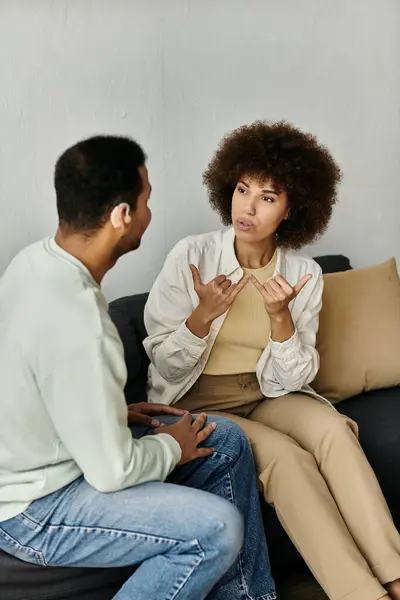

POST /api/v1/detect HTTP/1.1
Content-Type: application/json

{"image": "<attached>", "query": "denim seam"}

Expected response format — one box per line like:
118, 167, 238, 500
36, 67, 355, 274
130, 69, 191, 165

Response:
0, 526, 46, 566
19, 512, 42, 529
168, 539, 205, 600
224, 471, 252, 600
42, 524, 181, 547
223, 471, 277, 600
213, 448, 242, 462
33, 523, 210, 600
18, 512, 187, 549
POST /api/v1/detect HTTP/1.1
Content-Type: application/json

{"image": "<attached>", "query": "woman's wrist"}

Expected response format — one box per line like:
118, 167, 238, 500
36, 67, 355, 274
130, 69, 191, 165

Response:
269, 309, 295, 342
269, 308, 291, 324
186, 305, 213, 339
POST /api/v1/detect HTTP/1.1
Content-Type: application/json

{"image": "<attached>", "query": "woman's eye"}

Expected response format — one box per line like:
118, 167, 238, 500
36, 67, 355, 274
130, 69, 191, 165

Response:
238, 187, 246, 194
263, 196, 274, 203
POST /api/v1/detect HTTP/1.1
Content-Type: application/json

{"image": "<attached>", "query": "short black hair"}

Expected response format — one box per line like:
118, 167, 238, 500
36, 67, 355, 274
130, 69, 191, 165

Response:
55, 135, 146, 232
203, 121, 341, 249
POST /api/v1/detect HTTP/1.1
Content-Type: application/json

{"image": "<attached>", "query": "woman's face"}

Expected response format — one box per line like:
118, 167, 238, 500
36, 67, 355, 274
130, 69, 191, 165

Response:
231, 175, 289, 244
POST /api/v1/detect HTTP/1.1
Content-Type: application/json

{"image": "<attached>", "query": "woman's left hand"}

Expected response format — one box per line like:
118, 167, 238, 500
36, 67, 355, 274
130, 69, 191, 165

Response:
251, 273, 312, 317
127, 402, 189, 428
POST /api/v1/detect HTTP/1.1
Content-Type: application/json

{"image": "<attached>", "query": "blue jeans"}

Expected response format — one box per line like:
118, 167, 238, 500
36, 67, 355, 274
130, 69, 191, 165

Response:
0, 415, 276, 600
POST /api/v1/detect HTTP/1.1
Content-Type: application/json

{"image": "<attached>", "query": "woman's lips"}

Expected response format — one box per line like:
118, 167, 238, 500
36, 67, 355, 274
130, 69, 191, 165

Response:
236, 219, 254, 231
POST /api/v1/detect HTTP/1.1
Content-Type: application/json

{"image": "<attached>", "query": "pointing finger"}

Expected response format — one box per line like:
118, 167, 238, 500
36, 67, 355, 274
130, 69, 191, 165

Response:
226, 276, 250, 302
250, 275, 269, 301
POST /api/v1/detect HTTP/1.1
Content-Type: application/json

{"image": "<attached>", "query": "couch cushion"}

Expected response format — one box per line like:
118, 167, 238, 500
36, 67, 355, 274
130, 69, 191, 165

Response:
313, 258, 400, 402
109, 293, 149, 404
313, 254, 351, 274
0, 548, 134, 600
337, 387, 400, 518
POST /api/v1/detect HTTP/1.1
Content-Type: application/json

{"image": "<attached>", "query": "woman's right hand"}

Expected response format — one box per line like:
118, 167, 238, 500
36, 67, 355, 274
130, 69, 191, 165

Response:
186, 265, 249, 338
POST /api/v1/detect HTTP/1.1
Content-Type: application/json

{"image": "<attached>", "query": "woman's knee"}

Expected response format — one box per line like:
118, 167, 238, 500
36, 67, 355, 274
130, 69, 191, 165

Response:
305, 411, 358, 453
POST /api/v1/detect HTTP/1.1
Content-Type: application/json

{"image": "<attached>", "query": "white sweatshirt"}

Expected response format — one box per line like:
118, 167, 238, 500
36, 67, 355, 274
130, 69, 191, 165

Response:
144, 228, 329, 407
0, 238, 181, 522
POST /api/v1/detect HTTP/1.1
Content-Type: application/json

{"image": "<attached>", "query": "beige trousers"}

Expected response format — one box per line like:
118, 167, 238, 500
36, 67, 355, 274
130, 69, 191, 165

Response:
175, 373, 400, 600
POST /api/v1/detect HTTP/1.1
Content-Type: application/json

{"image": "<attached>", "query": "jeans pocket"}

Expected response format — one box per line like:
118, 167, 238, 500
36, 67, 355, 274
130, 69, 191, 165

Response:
21, 477, 83, 527
0, 525, 47, 566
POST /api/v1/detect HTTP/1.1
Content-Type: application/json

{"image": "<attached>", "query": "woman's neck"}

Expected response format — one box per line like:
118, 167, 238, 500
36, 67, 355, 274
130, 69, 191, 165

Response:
234, 236, 276, 269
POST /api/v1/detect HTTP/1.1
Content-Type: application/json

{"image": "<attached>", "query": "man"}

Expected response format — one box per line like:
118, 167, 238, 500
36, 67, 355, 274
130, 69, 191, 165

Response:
0, 136, 274, 600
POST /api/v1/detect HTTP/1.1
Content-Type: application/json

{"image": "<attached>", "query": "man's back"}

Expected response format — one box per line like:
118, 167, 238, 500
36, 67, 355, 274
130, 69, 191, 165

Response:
0, 238, 124, 520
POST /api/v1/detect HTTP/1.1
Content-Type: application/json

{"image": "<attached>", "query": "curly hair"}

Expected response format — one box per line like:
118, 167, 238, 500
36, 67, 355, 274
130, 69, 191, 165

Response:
203, 121, 341, 249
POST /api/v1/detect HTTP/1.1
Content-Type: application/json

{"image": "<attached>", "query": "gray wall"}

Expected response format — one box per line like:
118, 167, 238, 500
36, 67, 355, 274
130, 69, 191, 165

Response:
1, 0, 399, 299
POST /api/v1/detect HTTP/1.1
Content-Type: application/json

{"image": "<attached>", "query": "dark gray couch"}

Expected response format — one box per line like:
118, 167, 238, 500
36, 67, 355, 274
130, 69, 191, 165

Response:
2, 255, 400, 599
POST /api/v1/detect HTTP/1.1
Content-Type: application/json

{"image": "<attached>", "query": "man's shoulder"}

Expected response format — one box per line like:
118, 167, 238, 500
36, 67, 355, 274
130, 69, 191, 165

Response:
1, 240, 112, 349
2, 239, 48, 280
1, 239, 55, 318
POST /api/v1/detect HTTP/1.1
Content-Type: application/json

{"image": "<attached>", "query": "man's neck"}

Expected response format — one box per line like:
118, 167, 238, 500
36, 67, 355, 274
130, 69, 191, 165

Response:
234, 236, 276, 269
54, 228, 116, 285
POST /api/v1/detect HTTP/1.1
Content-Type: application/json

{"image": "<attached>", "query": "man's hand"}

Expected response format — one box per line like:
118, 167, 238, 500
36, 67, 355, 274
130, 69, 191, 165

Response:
127, 402, 188, 428
186, 265, 249, 338
155, 412, 216, 465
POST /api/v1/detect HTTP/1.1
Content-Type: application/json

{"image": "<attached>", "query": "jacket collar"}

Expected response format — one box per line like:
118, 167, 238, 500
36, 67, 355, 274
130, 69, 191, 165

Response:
221, 227, 240, 276
221, 227, 285, 278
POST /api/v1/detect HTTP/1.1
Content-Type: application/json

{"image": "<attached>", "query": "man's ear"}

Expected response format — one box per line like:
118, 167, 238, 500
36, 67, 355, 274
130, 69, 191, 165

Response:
110, 203, 132, 229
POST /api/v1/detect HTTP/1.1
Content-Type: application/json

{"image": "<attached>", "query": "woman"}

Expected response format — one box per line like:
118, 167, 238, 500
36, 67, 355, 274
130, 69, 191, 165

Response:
144, 121, 400, 600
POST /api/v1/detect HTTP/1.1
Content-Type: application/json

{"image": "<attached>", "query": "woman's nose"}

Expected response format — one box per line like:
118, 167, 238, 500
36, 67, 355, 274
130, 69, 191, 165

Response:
244, 196, 256, 215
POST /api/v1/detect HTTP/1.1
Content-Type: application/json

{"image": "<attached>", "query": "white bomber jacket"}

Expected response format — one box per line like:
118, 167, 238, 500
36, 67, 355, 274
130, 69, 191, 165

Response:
144, 227, 330, 407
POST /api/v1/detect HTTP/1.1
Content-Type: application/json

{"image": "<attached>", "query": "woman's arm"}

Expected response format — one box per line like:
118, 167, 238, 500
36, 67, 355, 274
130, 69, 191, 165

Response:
144, 243, 208, 384
254, 266, 323, 393
144, 242, 249, 384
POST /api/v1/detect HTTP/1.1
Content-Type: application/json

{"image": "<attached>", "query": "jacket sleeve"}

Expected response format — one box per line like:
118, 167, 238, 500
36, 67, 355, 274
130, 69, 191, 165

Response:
143, 242, 208, 384
259, 267, 323, 394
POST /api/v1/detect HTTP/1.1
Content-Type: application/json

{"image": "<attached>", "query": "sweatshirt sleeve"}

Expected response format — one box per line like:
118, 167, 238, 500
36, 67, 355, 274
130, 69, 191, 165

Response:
40, 334, 182, 493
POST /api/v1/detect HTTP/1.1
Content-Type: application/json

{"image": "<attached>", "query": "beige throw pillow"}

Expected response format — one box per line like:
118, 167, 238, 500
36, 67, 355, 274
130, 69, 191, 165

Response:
313, 258, 400, 403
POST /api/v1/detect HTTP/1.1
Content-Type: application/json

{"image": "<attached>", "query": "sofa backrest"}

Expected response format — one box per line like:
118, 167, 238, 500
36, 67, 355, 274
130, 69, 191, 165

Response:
109, 293, 149, 404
